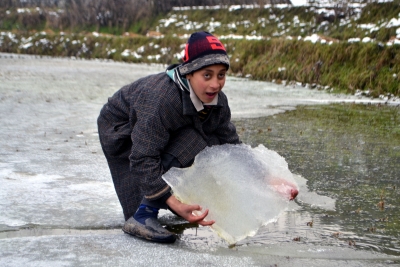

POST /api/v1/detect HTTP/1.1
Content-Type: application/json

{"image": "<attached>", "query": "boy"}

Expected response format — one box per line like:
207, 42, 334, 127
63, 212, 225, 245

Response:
97, 31, 240, 243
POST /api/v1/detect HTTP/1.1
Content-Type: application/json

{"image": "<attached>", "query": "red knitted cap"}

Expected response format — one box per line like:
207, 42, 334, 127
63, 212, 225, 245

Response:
178, 31, 230, 75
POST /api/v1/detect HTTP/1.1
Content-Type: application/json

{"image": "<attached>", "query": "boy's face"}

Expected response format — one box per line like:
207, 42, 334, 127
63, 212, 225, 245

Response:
186, 64, 227, 103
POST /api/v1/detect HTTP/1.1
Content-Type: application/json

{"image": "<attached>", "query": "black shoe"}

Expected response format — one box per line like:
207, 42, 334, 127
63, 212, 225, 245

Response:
122, 216, 176, 243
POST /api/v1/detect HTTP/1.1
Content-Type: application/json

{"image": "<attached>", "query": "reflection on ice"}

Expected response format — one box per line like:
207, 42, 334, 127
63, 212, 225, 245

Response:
163, 144, 299, 244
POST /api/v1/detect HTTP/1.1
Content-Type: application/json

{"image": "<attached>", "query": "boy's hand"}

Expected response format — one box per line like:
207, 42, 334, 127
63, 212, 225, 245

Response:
166, 195, 215, 226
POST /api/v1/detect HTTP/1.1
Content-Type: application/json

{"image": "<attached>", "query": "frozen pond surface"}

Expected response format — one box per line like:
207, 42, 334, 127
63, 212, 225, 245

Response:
0, 53, 399, 266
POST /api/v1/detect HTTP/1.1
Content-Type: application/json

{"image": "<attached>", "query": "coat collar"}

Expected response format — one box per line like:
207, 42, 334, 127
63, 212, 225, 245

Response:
166, 67, 224, 116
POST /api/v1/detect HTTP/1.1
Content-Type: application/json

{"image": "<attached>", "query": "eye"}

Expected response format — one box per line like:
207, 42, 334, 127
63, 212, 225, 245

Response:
218, 73, 226, 79
203, 73, 211, 79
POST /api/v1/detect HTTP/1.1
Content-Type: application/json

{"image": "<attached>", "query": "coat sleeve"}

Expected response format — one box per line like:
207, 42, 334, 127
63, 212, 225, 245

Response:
128, 89, 174, 201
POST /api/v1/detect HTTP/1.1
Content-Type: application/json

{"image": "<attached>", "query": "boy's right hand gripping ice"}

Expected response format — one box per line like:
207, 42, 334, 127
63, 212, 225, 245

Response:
166, 195, 215, 226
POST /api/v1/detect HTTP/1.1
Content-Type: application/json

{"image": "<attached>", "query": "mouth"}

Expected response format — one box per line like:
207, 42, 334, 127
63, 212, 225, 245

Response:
206, 92, 217, 97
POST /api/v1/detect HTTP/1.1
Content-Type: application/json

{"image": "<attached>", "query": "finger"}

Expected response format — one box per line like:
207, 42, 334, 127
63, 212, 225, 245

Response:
290, 189, 299, 200
188, 204, 202, 211
189, 206, 205, 217
193, 209, 209, 219
198, 220, 215, 226
187, 209, 209, 224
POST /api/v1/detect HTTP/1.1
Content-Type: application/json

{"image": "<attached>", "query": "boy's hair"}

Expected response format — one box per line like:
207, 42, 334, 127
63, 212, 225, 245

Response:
178, 31, 230, 76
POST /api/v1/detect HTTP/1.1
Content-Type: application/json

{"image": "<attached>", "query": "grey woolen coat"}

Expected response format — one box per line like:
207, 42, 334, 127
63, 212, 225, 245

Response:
97, 71, 240, 220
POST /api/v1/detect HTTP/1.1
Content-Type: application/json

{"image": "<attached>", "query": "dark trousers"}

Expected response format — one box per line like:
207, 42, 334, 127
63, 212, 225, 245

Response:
98, 120, 204, 221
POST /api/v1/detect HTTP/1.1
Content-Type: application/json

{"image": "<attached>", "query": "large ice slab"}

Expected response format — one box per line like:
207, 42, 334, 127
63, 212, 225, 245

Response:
162, 144, 299, 244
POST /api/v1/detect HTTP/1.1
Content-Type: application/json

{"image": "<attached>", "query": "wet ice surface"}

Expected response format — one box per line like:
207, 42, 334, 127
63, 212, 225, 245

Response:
0, 53, 398, 266
1, 233, 394, 267
163, 144, 301, 244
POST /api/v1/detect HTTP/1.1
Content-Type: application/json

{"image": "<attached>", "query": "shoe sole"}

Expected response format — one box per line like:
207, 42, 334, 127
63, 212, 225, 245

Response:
122, 228, 176, 243
122, 218, 177, 243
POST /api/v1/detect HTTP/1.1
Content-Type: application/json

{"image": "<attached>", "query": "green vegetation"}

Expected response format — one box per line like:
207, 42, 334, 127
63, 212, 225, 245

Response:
1, 2, 400, 97
228, 40, 399, 96
234, 103, 400, 252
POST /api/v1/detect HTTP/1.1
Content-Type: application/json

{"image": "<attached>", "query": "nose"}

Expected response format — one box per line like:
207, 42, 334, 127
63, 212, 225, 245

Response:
210, 77, 222, 90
